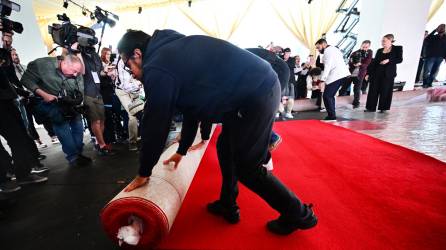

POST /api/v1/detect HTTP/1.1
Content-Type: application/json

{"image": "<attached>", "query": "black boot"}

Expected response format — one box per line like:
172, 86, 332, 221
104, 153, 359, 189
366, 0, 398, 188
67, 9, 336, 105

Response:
207, 200, 240, 224
267, 204, 318, 235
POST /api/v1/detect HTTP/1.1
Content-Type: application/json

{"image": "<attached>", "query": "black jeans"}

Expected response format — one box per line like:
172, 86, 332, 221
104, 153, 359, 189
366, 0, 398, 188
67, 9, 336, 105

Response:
217, 81, 305, 220
323, 77, 348, 119
366, 75, 395, 111
0, 100, 36, 183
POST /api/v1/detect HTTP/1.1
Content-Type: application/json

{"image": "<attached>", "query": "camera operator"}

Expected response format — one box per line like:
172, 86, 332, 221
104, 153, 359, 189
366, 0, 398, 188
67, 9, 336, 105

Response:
339, 40, 373, 108
20, 53, 92, 167
73, 37, 115, 156
0, 30, 48, 194
11, 48, 59, 147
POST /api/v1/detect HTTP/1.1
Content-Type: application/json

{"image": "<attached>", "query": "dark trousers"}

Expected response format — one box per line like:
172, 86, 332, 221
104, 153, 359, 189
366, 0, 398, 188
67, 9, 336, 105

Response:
423, 57, 443, 88
217, 81, 305, 220
0, 100, 35, 183
103, 95, 126, 144
352, 77, 362, 106
25, 102, 55, 140
200, 121, 213, 141
311, 89, 322, 108
323, 77, 348, 119
366, 75, 395, 111
416, 58, 424, 83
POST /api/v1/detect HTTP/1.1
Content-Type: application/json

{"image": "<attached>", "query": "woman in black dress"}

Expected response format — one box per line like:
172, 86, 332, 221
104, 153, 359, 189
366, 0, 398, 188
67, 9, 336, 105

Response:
365, 34, 403, 112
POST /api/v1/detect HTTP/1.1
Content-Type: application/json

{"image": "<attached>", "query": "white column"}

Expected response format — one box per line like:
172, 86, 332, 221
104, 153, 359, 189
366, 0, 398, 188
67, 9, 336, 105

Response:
9, 0, 47, 64
357, 0, 433, 90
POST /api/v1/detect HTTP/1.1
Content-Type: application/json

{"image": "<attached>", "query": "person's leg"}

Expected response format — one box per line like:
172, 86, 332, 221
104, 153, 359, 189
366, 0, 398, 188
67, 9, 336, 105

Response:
416, 58, 424, 83
429, 57, 444, 87
0, 142, 13, 183
352, 77, 361, 107
339, 77, 352, 96
116, 89, 138, 144
92, 119, 106, 147
0, 101, 33, 179
233, 82, 314, 232
70, 115, 85, 154
377, 77, 395, 111
323, 79, 344, 119
42, 120, 56, 138
25, 104, 40, 141
423, 57, 435, 88
365, 77, 380, 111
52, 120, 80, 163
200, 121, 212, 141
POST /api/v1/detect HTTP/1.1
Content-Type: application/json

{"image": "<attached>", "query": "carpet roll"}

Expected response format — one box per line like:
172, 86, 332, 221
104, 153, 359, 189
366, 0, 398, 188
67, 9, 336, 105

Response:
101, 128, 213, 249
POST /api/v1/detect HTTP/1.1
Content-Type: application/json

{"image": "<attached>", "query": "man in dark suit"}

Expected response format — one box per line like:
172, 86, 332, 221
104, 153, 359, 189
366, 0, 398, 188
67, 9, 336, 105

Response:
118, 30, 317, 235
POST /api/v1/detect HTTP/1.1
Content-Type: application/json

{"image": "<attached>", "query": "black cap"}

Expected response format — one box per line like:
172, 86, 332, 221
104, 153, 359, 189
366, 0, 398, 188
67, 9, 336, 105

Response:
283, 48, 291, 53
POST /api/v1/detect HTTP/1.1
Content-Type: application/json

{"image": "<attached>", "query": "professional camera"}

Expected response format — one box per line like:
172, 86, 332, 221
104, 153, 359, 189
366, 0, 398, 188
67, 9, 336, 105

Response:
48, 13, 98, 52
0, 0, 23, 34
351, 49, 370, 65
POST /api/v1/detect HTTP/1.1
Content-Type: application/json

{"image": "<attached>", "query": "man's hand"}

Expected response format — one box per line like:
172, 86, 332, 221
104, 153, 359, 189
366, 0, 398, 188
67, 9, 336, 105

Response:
124, 176, 149, 192
380, 59, 389, 65
163, 153, 183, 168
354, 62, 362, 67
188, 140, 207, 151
365, 75, 369, 81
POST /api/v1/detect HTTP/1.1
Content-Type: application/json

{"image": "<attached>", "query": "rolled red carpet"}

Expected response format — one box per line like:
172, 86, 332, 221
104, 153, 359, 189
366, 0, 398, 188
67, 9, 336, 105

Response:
159, 120, 446, 250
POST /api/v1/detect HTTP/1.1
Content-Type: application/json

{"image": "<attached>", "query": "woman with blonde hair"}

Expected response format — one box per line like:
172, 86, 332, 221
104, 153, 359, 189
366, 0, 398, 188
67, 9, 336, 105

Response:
365, 34, 403, 113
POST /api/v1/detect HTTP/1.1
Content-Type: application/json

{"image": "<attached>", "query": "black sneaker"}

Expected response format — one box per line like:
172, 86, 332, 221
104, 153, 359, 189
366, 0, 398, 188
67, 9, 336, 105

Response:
364, 109, 375, 112
17, 174, 48, 186
97, 147, 117, 156
207, 200, 240, 224
267, 204, 318, 235
353, 104, 360, 109
31, 165, 49, 174
323, 116, 336, 121
78, 154, 93, 164
0, 181, 21, 193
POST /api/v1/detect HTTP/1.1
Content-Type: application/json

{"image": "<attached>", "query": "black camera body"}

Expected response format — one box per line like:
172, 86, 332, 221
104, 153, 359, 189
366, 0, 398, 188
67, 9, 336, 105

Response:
48, 13, 98, 52
352, 50, 369, 65
0, 0, 23, 34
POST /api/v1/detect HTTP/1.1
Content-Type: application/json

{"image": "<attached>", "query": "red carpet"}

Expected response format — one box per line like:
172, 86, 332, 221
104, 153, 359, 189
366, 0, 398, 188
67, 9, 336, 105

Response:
158, 120, 446, 250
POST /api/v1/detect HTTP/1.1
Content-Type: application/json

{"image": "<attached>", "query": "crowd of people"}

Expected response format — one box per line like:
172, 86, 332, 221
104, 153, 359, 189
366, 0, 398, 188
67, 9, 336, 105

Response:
1, 18, 445, 233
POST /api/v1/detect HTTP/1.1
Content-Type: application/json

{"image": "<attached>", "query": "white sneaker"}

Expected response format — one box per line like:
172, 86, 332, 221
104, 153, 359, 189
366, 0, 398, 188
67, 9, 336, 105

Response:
275, 113, 280, 118
262, 158, 274, 171
284, 113, 294, 119
35, 141, 48, 149
51, 137, 60, 144
319, 108, 326, 112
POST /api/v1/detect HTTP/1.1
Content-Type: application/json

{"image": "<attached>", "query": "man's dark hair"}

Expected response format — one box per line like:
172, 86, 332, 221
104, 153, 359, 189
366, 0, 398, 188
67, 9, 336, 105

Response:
309, 67, 322, 76
117, 30, 151, 58
315, 39, 327, 45
362, 40, 371, 45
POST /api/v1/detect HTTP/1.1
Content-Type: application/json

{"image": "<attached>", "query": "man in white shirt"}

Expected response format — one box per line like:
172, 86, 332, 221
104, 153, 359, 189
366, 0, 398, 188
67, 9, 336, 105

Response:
115, 58, 143, 151
315, 39, 350, 120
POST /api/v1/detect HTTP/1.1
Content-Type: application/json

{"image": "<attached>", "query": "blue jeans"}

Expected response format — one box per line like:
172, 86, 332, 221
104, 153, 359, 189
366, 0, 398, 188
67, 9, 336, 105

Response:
323, 77, 348, 118
34, 101, 84, 163
423, 57, 443, 88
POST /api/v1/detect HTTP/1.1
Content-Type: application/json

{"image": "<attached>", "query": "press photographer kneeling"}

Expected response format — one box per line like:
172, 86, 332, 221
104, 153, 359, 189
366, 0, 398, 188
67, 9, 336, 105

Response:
20, 54, 92, 167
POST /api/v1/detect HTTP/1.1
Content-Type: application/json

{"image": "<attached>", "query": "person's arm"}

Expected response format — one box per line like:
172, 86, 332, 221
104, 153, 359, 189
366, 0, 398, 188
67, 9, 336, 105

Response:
138, 69, 179, 177
390, 46, 403, 65
125, 69, 179, 192
19, 60, 55, 102
320, 49, 333, 82
176, 116, 200, 156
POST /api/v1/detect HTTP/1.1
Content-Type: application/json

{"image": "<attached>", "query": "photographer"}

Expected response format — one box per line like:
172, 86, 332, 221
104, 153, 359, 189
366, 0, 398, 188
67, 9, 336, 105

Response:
20, 54, 92, 167
74, 38, 115, 156
0, 29, 48, 192
340, 40, 373, 108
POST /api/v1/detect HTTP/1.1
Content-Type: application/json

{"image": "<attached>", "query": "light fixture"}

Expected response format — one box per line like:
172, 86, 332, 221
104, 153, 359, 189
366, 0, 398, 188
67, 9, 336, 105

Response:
138, 6, 142, 14
188, 0, 192, 7
63, 0, 68, 8
308, 0, 313, 4
90, 12, 95, 20
82, 6, 87, 16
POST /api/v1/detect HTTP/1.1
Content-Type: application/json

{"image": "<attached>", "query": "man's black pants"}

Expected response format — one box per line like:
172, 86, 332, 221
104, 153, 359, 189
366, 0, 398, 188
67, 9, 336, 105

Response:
0, 100, 35, 183
216, 80, 305, 221
323, 77, 348, 119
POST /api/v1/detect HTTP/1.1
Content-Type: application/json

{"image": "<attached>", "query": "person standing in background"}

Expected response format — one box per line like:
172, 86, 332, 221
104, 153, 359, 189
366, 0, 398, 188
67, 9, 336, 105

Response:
365, 34, 403, 113
422, 24, 446, 88
315, 39, 350, 121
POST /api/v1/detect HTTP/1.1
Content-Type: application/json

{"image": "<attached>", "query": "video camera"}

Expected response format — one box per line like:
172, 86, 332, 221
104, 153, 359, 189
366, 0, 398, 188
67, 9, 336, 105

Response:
0, 0, 23, 34
351, 50, 370, 65
48, 13, 98, 53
